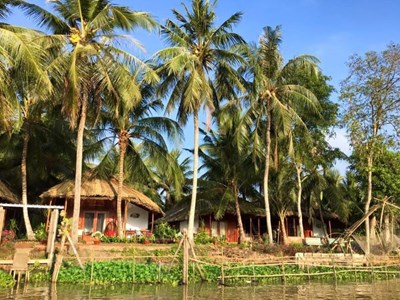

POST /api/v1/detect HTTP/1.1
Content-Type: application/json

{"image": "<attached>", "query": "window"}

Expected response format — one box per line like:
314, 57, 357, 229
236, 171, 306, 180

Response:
83, 212, 106, 235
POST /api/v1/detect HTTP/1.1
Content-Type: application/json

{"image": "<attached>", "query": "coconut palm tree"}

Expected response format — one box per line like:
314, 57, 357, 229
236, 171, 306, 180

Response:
155, 0, 246, 241
15, 0, 157, 243
241, 25, 320, 243
200, 105, 258, 244
0, 1, 52, 133
95, 87, 182, 237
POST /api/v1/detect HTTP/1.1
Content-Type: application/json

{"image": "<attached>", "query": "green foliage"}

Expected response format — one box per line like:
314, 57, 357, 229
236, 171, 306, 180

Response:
153, 222, 178, 240
34, 223, 47, 241
55, 259, 400, 286
194, 229, 212, 245
0, 270, 14, 287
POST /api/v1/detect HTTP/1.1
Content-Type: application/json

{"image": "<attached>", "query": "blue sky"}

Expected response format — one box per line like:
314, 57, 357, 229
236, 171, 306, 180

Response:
6, 0, 400, 172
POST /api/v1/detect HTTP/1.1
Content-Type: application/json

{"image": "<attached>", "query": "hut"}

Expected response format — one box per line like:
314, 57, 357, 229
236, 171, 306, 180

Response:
0, 180, 19, 204
40, 177, 163, 239
163, 198, 265, 243
283, 210, 346, 244
0, 180, 20, 240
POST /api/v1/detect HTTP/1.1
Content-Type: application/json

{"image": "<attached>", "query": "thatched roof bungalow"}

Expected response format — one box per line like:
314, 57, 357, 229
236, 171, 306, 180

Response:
0, 180, 19, 204
163, 197, 266, 243
40, 177, 163, 238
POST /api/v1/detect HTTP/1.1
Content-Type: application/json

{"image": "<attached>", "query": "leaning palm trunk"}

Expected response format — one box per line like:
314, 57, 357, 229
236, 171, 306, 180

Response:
117, 130, 128, 238
188, 112, 200, 241
318, 191, 328, 238
279, 212, 288, 245
295, 163, 304, 239
71, 95, 88, 245
263, 109, 274, 244
232, 180, 246, 244
21, 127, 34, 240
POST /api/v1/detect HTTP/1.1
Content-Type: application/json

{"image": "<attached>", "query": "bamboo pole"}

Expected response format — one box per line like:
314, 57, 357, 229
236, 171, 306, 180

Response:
182, 230, 189, 285
90, 257, 94, 284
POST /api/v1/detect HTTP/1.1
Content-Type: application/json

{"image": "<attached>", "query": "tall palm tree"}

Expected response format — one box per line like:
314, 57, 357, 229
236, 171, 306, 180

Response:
1, 3, 55, 238
155, 0, 246, 241
96, 92, 182, 237
241, 25, 320, 243
0, 1, 51, 133
16, 0, 157, 243
200, 105, 257, 244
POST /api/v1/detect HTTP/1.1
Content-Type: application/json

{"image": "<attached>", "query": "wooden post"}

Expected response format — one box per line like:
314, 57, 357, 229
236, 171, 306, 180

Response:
182, 230, 189, 285
64, 199, 68, 214
90, 257, 94, 284
333, 264, 337, 282
52, 234, 66, 282
258, 217, 261, 240
221, 266, 225, 285
0, 207, 5, 243
151, 213, 155, 233
329, 220, 332, 237
132, 248, 136, 283
46, 199, 53, 231
123, 201, 128, 236
47, 209, 59, 267
281, 263, 286, 284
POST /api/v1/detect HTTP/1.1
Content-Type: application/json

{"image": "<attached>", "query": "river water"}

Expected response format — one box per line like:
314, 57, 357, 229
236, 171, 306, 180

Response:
1, 279, 400, 299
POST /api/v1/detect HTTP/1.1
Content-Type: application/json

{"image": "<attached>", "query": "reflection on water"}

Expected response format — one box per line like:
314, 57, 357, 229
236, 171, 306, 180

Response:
1, 279, 399, 299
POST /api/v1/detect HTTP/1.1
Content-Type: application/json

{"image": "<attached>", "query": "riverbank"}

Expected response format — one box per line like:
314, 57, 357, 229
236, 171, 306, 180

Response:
2, 241, 400, 287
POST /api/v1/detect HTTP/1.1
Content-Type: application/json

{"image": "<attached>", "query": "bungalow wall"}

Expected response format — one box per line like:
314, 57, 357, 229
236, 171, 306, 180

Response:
283, 216, 344, 243
178, 214, 238, 243
126, 203, 149, 231
55, 198, 152, 237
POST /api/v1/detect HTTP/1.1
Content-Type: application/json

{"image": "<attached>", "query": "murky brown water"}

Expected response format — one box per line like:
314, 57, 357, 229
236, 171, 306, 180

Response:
1, 280, 399, 299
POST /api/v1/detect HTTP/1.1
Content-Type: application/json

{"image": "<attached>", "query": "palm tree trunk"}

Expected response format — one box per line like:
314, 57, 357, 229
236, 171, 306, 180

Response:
279, 212, 288, 245
71, 94, 88, 245
295, 163, 304, 239
365, 154, 373, 255
117, 130, 128, 238
274, 130, 279, 170
21, 127, 34, 240
188, 111, 199, 241
318, 191, 328, 238
263, 109, 273, 244
232, 179, 246, 244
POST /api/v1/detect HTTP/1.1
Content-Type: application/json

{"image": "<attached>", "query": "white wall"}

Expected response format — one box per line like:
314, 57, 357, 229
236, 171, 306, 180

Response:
126, 203, 149, 230
179, 218, 199, 233
312, 218, 326, 237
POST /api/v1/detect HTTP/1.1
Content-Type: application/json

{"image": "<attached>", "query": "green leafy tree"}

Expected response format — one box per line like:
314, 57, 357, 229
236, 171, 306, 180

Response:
155, 0, 246, 241
16, 0, 157, 243
200, 105, 258, 244
340, 43, 400, 254
96, 90, 182, 237
241, 25, 320, 243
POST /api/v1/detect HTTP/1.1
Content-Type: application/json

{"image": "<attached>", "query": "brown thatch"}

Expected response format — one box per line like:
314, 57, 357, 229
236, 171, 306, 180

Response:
163, 197, 265, 223
40, 177, 163, 214
0, 180, 19, 204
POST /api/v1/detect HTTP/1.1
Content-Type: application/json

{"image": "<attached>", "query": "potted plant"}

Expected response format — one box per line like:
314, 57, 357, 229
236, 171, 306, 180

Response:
91, 231, 103, 245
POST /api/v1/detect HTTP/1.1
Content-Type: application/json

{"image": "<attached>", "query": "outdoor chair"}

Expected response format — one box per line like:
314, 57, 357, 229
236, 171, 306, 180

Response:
9, 249, 30, 283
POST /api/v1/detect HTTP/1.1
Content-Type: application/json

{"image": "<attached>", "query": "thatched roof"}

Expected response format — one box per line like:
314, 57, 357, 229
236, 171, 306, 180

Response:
40, 177, 163, 214
0, 180, 19, 203
163, 197, 265, 223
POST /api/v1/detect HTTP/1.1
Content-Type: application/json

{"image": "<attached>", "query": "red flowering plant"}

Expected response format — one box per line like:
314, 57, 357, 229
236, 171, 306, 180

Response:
1, 229, 16, 243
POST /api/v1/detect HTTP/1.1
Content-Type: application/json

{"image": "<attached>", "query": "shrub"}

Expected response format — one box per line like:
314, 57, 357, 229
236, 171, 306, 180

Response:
194, 228, 212, 244
0, 270, 14, 287
153, 222, 177, 240
34, 223, 47, 241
